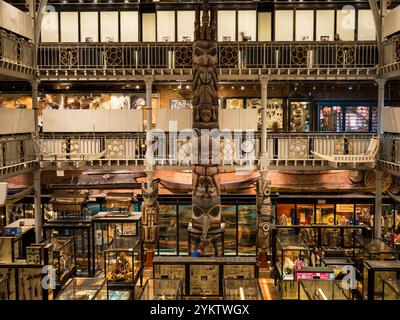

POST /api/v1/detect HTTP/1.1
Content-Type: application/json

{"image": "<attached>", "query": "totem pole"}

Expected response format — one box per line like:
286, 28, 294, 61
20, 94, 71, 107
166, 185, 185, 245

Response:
141, 178, 160, 266
191, 0, 222, 255
256, 176, 273, 267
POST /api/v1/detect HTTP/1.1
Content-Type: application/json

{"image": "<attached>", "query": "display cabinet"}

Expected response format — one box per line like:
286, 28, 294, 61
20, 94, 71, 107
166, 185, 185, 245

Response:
299, 280, 351, 300
44, 237, 76, 289
221, 204, 237, 255
289, 100, 311, 132
0, 237, 22, 263
104, 237, 144, 298
50, 191, 88, 219
320, 257, 355, 278
158, 204, 177, 255
153, 257, 258, 297
223, 279, 263, 300
382, 279, 400, 300
359, 238, 399, 261
138, 279, 182, 300
238, 205, 257, 255
93, 212, 142, 273
363, 260, 400, 300
42, 219, 94, 276
56, 277, 107, 300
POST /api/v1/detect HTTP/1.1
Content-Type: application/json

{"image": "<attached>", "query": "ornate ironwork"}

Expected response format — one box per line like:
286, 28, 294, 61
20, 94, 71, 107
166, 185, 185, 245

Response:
59, 47, 78, 67
337, 45, 355, 65
175, 46, 193, 67
104, 46, 123, 66
219, 45, 239, 67
291, 45, 308, 65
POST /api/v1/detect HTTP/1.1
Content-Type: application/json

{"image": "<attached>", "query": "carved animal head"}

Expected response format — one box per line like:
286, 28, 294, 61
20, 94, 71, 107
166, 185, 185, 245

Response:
142, 178, 160, 206
192, 204, 221, 239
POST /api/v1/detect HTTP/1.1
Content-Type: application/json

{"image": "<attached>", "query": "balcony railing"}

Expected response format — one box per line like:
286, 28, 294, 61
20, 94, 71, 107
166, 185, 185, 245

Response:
37, 41, 378, 71
0, 31, 34, 69
382, 34, 400, 74
36, 132, 374, 167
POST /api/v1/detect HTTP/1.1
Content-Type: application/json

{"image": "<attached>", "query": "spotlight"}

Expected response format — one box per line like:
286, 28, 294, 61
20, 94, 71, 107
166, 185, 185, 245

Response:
241, 86, 245, 90
349, 86, 353, 90
231, 86, 234, 90
135, 85, 140, 89
186, 85, 190, 89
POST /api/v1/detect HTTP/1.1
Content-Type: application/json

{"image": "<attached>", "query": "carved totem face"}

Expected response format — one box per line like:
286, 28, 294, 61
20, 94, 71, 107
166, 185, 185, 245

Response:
193, 40, 217, 68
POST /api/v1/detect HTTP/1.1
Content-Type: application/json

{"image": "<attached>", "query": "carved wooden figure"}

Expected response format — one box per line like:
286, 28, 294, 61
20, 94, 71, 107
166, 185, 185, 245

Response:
256, 178, 273, 253
191, 0, 222, 249
141, 178, 161, 252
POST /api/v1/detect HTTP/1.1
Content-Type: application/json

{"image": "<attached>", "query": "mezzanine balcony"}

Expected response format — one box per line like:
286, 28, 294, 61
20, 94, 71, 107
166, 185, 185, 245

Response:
37, 41, 378, 81
0, 31, 34, 80
382, 34, 400, 79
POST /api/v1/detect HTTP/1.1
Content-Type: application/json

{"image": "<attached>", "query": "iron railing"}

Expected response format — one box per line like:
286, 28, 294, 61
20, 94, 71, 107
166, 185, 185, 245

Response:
0, 134, 36, 167
37, 41, 378, 71
0, 31, 34, 68
382, 34, 400, 70
380, 133, 400, 164
36, 132, 374, 165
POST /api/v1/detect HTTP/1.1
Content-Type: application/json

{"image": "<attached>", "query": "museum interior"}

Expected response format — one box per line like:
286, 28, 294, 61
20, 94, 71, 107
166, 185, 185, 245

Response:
0, 0, 399, 301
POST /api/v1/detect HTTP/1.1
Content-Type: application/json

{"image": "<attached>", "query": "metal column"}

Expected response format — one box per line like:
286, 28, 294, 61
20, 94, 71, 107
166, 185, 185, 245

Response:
376, 78, 386, 138
144, 76, 154, 188
33, 170, 42, 243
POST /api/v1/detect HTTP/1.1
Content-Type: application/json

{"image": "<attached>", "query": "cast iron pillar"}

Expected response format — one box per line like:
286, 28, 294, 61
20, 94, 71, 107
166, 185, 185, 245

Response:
33, 170, 42, 243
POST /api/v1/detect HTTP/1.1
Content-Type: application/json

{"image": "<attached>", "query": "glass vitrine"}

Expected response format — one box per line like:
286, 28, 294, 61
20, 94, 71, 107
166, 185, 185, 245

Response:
238, 205, 257, 255
299, 280, 351, 300
276, 204, 295, 226
223, 279, 263, 300
355, 204, 373, 227
56, 277, 107, 300
45, 237, 76, 287
138, 279, 182, 300
104, 237, 144, 296
360, 238, 399, 260
296, 204, 314, 225
158, 205, 177, 255
383, 279, 400, 300
319, 105, 344, 132
178, 205, 191, 255
289, 100, 311, 132
221, 205, 237, 255
336, 204, 354, 226
363, 260, 400, 300
315, 204, 335, 225
93, 212, 142, 273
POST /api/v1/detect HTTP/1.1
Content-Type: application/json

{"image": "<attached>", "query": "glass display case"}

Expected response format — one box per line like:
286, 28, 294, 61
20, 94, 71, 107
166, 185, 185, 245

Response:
138, 279, 182, 300
355, 204, 373, 227
223, 279, 263, 300
56, 277, 107, 300
178, 205, 191, 255
315, 204, 335, 225
93, 212, 142, 272
345, 106, 370, 132
383, 279, 400, 300
289, 100, 311, 132
319, 105, 344, 132
359, 238, 399, 260
320, 257, 356, 280
238, 205, 257, 255
275, 236, 312, 299
296, 204, 314, 225
221, 205, 237, 255
158, 205, 177, 255
276, 204, 295, 226
45, 237, 76, 287
363, 260, 400, 300
42, 219, 94, 276
104, 237, 144, 296
299, 280, 351, 300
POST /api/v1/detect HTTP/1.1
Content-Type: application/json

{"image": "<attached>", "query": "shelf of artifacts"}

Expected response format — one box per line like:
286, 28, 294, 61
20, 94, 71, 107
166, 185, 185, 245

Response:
223, 279, 263, 300
299, 279, 352, 300
103, 237, 144, 300
92, 211, 142, 275
3, 219, 36, 257
138, 279, 183, 300
42, 219, 94, 276
153, 256, 258, 297
273, 235, 314, 300
0, 237, 55, 300
40, 237, 76, 293
363, 260, 400, 300
56, 277, 107, 300
43, 191, 94, 276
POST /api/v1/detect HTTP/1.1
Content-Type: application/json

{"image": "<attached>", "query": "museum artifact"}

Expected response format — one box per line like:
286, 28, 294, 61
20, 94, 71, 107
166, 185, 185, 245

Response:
191, 0, 222, 254
141, 178, 161, 257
